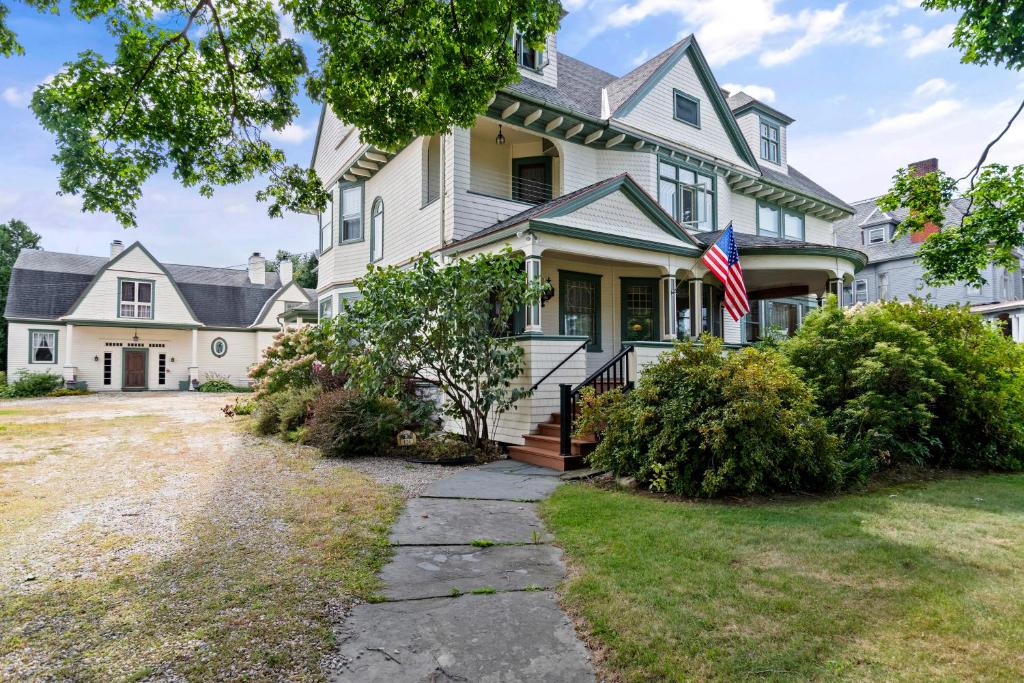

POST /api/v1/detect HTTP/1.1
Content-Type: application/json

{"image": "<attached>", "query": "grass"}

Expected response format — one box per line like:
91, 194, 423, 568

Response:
0, 394, 403, 681
542, 476, 1024, 682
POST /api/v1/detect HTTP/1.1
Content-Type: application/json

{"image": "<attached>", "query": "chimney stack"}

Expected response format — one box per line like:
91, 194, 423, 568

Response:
909, 158, 939, 176
279, 259, 294, 285
248, 252, 266, 285
110, 239, 124, 258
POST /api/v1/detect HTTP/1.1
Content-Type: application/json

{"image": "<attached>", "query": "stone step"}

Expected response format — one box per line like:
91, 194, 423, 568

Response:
507, 445, 585, 471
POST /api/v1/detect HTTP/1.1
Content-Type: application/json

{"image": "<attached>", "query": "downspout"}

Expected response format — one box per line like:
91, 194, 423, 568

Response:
439, 134, 447, 251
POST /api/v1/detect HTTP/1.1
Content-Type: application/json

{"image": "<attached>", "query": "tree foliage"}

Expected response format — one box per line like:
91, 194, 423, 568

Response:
324, 249, 543, 449
880, 1, 1024, 285
0, 218, 42, 372
267, 249, 318, 288
1, 0, 561, 226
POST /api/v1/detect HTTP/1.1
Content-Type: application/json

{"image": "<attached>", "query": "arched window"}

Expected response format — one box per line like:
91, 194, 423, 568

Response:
370, 197, 384, 262
423, 135, 441, 205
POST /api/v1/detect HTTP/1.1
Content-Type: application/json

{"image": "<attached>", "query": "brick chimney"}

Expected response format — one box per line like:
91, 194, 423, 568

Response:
279, 259, 293, 285
248, 252, 266, 285
909, 158, 939, 176
110, 239, 124, 258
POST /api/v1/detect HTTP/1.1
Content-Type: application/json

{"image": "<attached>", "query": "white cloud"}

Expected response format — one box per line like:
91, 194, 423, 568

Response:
790, 97, 1024, 201
913, 78, 955, 98
629, 48, 652, 67
2, 86, 30, 107
906, 23, 954, 58
265, 122, 312, 145
759, 4, 847, 66
721, 82, 776, 103
900, 24, 923, 40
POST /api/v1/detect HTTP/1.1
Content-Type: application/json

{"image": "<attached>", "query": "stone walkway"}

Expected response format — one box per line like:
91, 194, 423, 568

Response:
329, 460, 595, 682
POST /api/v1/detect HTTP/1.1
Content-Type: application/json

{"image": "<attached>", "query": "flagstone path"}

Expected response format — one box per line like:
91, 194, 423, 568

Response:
328, 460, 596, 682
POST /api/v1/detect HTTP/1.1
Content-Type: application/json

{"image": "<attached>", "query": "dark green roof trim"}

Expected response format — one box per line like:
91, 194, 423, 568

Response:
611, 36, 760, 169
731, 100, 795, 125
55, 319, 202, 330
740, 244, 867, 272
528, 220, 701, 256
63, 242, 202, 325
252, 282, 314, 327
541, 174, 700, 246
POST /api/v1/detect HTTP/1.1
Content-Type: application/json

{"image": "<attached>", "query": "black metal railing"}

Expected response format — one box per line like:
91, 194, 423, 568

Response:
559, 345, 634, 456
530, 339, 589, 392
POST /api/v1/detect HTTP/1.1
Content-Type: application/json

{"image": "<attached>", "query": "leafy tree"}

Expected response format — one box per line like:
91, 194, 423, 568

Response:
879, 0, 1024, 286
267, 249, 318, 288
0, 219, 42, 372
2, 0, 561, 227
325, 249, 543, 449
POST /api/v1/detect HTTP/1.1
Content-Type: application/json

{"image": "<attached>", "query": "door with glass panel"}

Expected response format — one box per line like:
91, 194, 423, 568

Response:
621, 278, 660, 343
559, 271, 601, 351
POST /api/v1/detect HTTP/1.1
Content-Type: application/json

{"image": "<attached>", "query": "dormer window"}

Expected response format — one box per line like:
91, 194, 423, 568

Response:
119, 279, 153, 319
673, 90, 700, 128
864, 225, 888, 244
514, 31, 544, 71
760, 120, 780, 163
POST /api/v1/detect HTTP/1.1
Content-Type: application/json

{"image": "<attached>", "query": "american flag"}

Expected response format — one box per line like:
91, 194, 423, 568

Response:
700, 223, 750, 321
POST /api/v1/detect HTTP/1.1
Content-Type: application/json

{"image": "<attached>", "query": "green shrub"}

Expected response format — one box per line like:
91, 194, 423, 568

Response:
578, 337, 841, 498
0, 371, 63, 398
0, 371, 6, 386
198, 379, 239, 393
276, 385, 321, 435
47, 388, 91, 397
790, 299, 1024, 474
305, 389, 409, 457
251, 397, 281, 435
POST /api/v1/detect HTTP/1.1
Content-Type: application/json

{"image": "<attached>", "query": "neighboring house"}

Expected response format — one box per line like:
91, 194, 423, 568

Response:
309, 26, 864, 463
834, 158, 1024, 338
4, 240, 316, 390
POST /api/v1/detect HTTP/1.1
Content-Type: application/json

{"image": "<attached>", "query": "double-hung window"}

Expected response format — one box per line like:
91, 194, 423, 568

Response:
865, 225, 887, 244
29, 329, 57, 364
320, 192, 334, 253
757, 201, 804, 240
849, 280, 867, 305
119, 279, 153, 319
878, 273, 890, 300
760, 120, 780, 163
319, 297, 333, 320
513, 31, 544, 70
658, 161, 715, 231
339, 184, 363, 244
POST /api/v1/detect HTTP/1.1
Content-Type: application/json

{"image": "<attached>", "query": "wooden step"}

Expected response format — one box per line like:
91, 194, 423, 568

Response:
507, 445, 585, 471
523, 434, 596, 456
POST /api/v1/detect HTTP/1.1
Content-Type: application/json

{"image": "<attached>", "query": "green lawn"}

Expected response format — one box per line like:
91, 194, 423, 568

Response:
542, 475, 1024, 682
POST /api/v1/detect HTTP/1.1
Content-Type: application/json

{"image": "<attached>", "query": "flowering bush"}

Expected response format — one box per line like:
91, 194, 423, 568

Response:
249, 325, 339, 398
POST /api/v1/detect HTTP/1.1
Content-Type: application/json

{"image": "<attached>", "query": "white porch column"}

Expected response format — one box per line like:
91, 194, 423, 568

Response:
826, 278, 844, 304
189, 328, 199, 390
661, 275, 678, 340
1011, 315, 1019, 343
62, 323, 76, 385
525, 255, 543, 334
687, 278, 703, 338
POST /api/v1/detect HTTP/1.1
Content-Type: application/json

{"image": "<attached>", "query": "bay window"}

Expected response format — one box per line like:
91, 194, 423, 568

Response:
119, 279, 153, 319
658, 161, 715, 231
757, 200, 804, 240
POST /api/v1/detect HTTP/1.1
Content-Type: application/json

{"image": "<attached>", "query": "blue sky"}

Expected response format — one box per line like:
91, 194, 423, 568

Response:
1, 0, 1023, 266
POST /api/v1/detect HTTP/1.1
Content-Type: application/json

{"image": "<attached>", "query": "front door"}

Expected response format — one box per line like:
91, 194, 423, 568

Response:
123, 350, 147, 390
621, 278, 660, 343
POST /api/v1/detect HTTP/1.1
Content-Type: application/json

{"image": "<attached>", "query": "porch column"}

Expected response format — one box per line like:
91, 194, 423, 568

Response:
525, 255, 543, 334
660, 275, 677, 340
687, 278, 703, 338
189, 328, 199, 390
826, 278, 843, 304
62, 323, 76, 385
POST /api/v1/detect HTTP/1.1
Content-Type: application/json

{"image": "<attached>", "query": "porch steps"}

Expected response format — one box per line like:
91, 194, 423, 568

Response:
507, 412, 596, 471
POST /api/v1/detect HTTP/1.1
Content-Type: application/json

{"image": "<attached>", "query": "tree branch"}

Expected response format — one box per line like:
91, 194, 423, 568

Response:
959, 95, 1024, 188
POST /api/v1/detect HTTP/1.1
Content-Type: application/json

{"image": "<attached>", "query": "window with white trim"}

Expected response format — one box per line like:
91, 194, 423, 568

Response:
319, 297, 333, 320
29, 330, 57, 364
878, 272, 889, 300
757, 201, 804, 240
319, 191, 334, 253
119, 279, 153, 319
865, 226, 887, 244
513, 31, 544, 70
339, 184, 363, 243
854, 280, 868, 304
658, 161, 714, 231
370, 197, 383, 262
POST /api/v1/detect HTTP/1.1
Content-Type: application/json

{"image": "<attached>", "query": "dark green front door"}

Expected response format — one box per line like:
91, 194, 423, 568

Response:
621, 278, 660, 343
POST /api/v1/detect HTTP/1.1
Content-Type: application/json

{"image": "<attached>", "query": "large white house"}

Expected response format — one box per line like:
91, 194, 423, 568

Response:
309, 28, 865, 467
4, 241, 316, 391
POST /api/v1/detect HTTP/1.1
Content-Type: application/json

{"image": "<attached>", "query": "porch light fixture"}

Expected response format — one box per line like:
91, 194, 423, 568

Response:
540, 277, 555, 307
495, 124, 506, 145
132, 328, 139, 342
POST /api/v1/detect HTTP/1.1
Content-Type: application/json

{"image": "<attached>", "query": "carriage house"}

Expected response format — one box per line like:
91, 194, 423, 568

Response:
311, 30, 865, 467
5, 241, 316, 391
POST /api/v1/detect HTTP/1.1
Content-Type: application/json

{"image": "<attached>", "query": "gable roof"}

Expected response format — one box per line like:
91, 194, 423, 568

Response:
5, 244, 288, 328
726, 92, 795, 125
444, 173, 700, 252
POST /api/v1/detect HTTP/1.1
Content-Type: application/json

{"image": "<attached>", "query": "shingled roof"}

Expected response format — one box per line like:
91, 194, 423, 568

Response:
5, 248, 290, 328
693, 230, 867, 269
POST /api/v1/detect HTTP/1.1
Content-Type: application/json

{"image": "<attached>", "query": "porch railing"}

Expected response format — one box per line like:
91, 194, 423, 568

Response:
558, 345, 635, 456
529, 339, 589, 392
